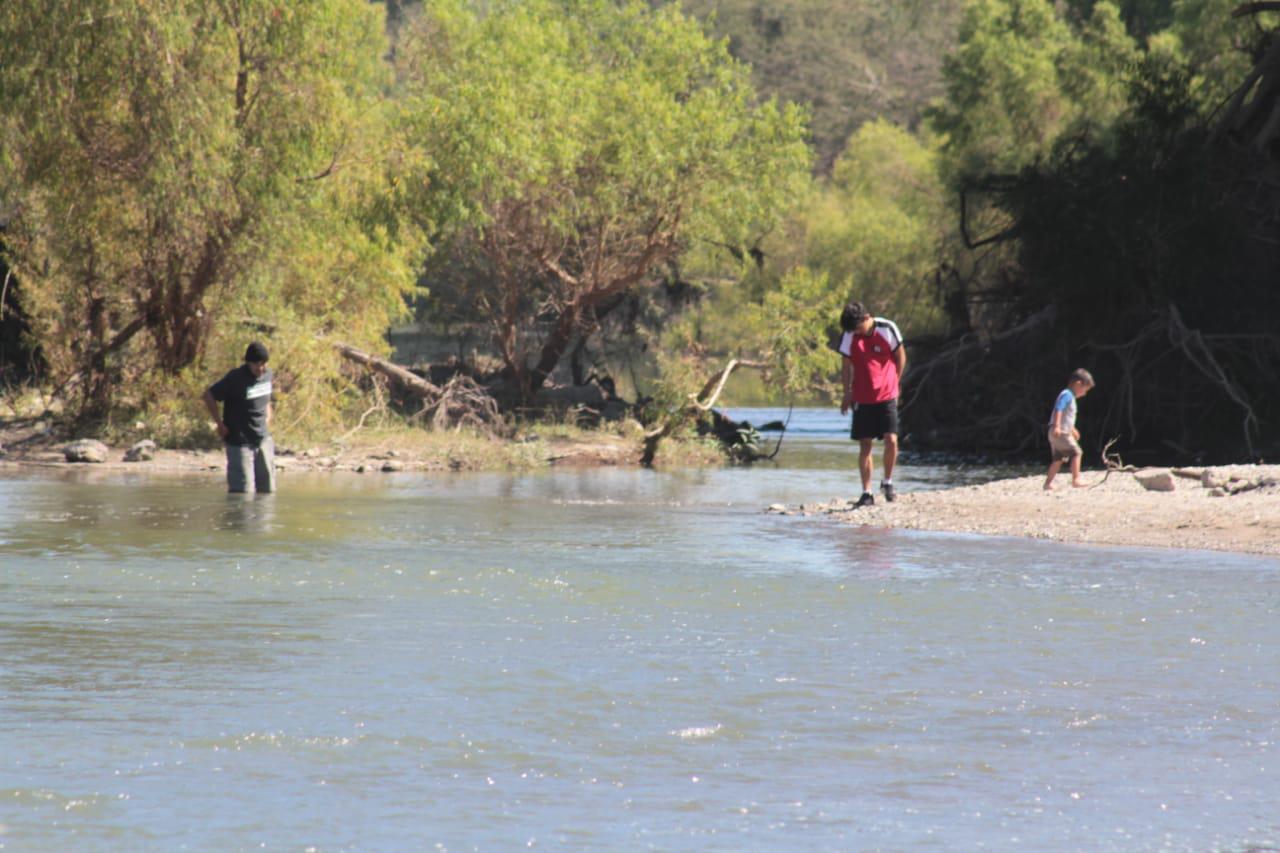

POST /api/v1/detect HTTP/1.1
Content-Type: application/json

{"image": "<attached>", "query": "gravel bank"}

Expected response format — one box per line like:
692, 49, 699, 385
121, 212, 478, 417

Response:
770, 466, 1280, 558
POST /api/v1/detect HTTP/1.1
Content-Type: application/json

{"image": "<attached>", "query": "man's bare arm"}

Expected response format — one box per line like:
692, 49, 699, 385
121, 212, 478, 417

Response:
840, 358, 854, 414
202, 389, 229, 439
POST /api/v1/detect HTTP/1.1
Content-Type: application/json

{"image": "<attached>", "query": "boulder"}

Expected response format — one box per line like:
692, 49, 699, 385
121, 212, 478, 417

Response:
381, 460, 404, 472
64, 439, 109, 463
123, 439, 157, 462
1201, 469, 1231, 490
1135, 468, 1177, 492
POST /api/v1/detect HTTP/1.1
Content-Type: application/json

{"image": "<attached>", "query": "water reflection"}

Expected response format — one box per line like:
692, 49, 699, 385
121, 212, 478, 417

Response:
214, 493, 277, 534
830, 528, 902, 577
0, 474, 371, 560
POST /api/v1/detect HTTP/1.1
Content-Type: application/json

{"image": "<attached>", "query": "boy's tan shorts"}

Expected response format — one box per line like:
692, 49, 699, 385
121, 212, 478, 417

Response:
1048, 429, 1081, 461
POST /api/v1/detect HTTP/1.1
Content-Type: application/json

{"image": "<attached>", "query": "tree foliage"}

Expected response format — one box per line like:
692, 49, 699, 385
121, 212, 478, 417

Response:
396, 0, 810, 396
661, 0, 965, 172
1, 0, 1275, 464
654, 117, 953, 408
794, 120, 951, 336
910, 27, 1280, 461
0, 0, 422, 421
930, 0, 1141, 180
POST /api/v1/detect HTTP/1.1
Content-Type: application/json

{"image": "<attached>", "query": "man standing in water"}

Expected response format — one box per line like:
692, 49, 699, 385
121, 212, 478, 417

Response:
202, 341, 275, 493
838, 301, 906, 507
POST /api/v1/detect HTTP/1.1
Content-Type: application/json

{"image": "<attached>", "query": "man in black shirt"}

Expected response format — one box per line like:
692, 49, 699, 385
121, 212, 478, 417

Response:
202, 341, 276, 493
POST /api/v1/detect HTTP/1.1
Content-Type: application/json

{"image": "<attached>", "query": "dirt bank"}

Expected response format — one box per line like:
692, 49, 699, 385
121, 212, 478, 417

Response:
772, 466, 1280, 558
0, 418, 663, 475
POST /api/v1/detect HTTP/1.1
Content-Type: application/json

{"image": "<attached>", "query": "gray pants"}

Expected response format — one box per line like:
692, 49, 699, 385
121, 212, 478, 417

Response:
226, 438, 276, 493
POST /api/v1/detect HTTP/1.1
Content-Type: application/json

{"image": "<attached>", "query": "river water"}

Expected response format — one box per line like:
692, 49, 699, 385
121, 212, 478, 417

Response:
2, 409, 1278, 850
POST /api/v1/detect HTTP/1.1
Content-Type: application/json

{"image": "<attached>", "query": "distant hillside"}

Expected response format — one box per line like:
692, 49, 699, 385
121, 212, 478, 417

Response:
663, 0, 963, 171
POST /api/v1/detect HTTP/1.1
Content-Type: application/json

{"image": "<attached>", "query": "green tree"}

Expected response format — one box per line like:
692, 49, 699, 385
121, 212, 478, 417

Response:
396, 0, 810, 396
1170, 0, 1280, 108
930, 0, 1140, 180
657, 121, 951, 404
745, 266, 847, 400
0, 0, 420, 418
797, 120, 950, 335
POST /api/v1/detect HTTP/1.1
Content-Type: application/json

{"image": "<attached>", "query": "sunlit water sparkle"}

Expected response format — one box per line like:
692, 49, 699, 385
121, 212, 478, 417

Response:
1, 410, 1277, 850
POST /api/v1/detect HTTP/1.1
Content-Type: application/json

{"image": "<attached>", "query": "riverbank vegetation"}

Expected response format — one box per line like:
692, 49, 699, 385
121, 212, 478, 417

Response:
2, 0, 1279, 464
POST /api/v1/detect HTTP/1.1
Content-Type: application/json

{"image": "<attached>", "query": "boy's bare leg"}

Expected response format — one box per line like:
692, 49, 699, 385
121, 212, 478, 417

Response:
859, 439, 875, 494
882, 433, 898, 482
1070, 452, 1085, 487
1045, 459, 1063, 490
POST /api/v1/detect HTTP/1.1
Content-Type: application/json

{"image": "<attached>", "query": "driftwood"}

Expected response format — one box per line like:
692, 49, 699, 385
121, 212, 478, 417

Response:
1094, 436, 1280, 494
1091, 435, 1136, 488
334, 343, 500, 431
697, 405, 791, 463
641, 358, 767, 466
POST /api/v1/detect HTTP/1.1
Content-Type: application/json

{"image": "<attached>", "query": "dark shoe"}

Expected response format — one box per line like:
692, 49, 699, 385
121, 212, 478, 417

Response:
855, 492, 875, 508
882, 482, 897, 503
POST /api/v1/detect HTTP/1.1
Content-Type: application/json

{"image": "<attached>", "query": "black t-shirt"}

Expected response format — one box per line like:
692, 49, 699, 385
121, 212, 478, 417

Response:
209, 365, 273, 446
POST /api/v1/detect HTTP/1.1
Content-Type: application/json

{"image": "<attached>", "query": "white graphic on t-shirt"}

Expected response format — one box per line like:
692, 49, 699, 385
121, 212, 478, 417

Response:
245, 379, 272, 400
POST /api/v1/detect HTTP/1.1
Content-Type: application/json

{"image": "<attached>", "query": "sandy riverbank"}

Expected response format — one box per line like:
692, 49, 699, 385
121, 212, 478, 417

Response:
772, 465, 1280, 558
6, 418, 1278, 558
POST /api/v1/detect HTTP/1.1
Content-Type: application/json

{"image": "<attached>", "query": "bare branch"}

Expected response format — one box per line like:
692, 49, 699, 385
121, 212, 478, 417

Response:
1166, 306, 1260, 457
1232, 2, 1280, 17
296, 146, 344, 184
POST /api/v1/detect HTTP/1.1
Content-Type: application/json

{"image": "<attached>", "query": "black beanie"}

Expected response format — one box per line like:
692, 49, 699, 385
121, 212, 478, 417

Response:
244, 341, 269, 363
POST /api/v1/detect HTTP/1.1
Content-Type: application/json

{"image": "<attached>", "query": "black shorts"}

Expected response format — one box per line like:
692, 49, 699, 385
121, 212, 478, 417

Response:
850, 399, 899, 441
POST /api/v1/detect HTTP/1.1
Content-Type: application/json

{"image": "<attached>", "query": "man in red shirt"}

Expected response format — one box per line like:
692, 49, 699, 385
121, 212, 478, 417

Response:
837, 301, 907, 506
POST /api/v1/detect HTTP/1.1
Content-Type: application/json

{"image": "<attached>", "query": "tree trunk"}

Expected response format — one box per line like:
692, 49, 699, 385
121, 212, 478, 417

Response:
335, 342, 443, 398
149, 232, 226, 373
528, 301, 581, 392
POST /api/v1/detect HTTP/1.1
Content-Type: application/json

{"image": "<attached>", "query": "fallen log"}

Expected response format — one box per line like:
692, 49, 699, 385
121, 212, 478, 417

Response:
641, 358, 768, 466
334, 342, 499, 430
335, 342, 444, 398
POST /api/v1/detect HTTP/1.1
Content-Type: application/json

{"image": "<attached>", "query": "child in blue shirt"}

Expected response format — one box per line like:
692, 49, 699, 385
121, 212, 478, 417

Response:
1044, 368, 1095, 490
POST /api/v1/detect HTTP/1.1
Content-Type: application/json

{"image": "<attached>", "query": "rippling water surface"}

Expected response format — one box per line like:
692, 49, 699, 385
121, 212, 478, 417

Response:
2, 410, 1278, 850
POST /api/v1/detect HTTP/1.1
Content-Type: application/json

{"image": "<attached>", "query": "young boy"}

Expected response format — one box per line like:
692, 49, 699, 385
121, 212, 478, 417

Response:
1044, 368, 1095, 490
